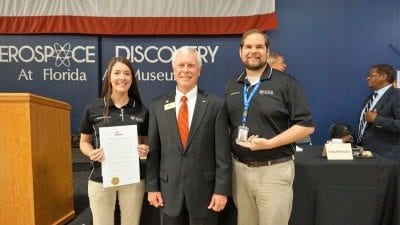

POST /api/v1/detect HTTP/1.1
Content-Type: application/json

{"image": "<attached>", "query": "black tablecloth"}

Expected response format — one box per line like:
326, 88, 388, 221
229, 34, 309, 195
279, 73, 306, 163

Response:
290, 146, 400, 225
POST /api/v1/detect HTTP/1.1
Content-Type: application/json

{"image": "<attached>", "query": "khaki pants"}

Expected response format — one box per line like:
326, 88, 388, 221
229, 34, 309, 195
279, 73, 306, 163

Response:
88, 180, 145, 225
232, 159, 294, 225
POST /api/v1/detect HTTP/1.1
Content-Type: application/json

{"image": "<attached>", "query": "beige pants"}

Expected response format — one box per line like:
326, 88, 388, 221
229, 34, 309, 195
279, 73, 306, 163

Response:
232, 159, 295, 225
88, 180, 145, 225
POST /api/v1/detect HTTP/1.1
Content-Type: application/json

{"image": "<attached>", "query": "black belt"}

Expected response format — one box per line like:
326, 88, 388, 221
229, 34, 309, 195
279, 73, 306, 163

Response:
233, 155, 294, 167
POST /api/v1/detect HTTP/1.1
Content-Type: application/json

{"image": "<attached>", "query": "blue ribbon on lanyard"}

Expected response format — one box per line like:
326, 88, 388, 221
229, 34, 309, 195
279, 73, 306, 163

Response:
242, 82, 261, 125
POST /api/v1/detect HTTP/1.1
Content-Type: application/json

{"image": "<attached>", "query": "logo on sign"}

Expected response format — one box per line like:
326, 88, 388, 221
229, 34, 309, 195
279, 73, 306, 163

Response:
0, 43, 96, 67
0, 42, 96, 82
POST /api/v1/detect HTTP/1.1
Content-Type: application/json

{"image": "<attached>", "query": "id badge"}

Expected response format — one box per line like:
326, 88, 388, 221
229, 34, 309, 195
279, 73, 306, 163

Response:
237, 125, 249, 142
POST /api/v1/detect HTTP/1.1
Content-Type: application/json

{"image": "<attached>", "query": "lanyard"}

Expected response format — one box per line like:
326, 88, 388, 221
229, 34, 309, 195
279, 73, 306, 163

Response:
242, 82, 261, 125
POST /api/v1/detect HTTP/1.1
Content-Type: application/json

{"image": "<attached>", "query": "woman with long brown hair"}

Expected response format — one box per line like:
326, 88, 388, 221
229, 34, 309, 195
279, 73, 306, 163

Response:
79, 57, 148, 225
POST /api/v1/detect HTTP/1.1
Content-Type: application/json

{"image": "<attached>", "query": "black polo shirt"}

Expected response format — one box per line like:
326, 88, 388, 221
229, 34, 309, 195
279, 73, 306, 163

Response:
79, 97, 149, 182
225, 66, 314, 161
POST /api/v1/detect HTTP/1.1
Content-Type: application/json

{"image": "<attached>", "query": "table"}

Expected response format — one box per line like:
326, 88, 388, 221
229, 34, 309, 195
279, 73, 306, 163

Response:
290, 146, 400, 225
105, 146, 399, 225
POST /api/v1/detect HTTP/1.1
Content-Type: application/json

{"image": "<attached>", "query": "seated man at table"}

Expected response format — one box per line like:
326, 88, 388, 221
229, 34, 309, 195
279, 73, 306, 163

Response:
329, 122, 353, 143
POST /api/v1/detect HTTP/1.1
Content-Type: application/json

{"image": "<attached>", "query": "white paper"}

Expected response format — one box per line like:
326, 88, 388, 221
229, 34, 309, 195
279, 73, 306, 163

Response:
99, 125, 140, 187
323, 143, 353, 160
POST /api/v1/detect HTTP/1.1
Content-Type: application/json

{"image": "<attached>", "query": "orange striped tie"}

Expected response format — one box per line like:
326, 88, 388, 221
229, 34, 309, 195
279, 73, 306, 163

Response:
178, 96, 189, 149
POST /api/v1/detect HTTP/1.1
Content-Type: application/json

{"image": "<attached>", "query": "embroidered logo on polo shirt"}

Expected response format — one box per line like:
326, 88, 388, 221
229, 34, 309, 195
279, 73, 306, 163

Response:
259, 89, 274, 95
130, 116, 144, 122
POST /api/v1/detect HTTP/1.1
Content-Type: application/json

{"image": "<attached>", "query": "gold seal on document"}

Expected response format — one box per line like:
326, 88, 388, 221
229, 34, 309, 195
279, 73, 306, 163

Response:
111, 177, 120, 185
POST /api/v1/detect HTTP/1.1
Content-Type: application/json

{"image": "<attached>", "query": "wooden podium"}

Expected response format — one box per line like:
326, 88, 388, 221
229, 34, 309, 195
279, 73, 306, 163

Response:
0, 93, 75, 225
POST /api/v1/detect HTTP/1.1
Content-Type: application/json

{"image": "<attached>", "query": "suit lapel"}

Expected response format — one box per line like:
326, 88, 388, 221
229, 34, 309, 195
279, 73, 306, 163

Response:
162, 91, 183, 150
366, 86, 393, 130
186, 89, 209, 149
373, 86, 394, 111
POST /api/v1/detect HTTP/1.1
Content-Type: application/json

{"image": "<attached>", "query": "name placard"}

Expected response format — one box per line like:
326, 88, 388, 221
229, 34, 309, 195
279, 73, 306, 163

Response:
322, 143, 353, 160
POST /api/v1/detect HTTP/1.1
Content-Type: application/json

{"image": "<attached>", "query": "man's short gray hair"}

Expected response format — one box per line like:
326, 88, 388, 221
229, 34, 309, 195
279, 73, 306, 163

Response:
171, 46, 202, 68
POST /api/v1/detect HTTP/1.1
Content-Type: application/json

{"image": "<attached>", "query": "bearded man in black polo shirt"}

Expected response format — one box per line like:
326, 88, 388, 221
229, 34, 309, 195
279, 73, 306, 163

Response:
225, 29, 315, 225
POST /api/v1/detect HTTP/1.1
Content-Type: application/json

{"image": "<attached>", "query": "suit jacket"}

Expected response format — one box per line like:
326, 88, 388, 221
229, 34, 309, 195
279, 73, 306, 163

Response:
146, 88, 232, 219
361, 86, 400, 161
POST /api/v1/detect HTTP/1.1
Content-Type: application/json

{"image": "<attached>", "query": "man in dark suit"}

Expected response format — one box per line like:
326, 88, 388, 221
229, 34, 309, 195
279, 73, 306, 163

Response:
357, 64, 400, 161
146, 46, 232, 225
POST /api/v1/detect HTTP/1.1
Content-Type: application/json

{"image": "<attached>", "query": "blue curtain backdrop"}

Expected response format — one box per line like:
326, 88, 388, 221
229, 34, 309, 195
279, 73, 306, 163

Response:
0, 0, 399, 144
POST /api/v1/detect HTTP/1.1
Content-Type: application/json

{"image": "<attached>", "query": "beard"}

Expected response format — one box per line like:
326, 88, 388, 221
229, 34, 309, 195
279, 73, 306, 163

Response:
242, 59, 267, 71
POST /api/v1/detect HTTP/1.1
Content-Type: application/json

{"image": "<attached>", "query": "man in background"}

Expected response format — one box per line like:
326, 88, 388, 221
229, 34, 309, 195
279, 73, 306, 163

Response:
267, 52, 286, 72
357, 64, 400, 161
268, 51, 312, 146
